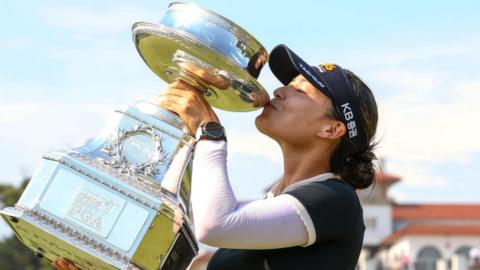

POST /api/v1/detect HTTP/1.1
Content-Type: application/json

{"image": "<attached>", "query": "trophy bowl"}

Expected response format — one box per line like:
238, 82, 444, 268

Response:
1, 2, 269, 270
133, 1, 270, 111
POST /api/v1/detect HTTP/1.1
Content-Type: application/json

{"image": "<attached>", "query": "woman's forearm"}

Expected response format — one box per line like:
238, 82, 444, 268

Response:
191, 140, 313, 249
191, 140, 239, 237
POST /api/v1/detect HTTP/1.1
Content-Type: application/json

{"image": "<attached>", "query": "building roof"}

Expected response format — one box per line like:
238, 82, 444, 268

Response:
393, 204, 480, 220
375, 171, 401, 184
381, 224, 480, 246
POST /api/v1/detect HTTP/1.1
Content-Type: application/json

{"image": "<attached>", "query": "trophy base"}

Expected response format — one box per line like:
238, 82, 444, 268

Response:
1, 102, 199, 270
1, 207, 136, 270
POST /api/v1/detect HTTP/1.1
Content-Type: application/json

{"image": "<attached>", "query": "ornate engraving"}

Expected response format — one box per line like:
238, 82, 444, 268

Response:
100, 124, 169, 178
7, 206, 135, 268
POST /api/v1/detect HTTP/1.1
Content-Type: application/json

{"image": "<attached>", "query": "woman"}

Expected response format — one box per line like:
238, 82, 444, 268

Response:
54, 44, 378, 270
164, 44, 377, 270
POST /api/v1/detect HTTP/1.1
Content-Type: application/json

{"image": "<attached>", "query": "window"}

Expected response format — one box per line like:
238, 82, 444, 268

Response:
415, 246, 442, 270
454, 245, 471, 259
365, 217, 377, 229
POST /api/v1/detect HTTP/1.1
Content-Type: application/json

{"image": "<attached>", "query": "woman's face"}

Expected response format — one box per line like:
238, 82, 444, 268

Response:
255, 75, 341, 147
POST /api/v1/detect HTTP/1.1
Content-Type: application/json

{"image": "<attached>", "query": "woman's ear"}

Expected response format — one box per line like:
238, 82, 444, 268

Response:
316, 120, 346, 140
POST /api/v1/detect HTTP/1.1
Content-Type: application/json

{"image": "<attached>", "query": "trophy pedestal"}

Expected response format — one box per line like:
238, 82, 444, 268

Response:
1, 206, 196, 270
1, 102, 198, 270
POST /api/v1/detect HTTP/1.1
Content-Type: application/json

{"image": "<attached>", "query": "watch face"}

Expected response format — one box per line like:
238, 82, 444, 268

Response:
203, 122, 225, 139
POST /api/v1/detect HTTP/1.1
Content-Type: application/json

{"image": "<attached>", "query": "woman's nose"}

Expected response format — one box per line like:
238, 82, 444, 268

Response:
273, 88, 282, 99
273, 86, 292, 100
273, 86, 295, 100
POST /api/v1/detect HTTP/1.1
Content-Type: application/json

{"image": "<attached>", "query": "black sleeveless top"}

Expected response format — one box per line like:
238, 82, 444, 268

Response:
207, 179, 365, 270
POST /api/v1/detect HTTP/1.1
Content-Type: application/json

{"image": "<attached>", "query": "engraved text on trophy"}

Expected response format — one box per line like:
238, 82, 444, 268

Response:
66, 185, 126, 237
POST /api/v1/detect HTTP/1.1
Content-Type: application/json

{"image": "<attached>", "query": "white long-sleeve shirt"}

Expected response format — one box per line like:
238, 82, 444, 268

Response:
191, 140, 335, 249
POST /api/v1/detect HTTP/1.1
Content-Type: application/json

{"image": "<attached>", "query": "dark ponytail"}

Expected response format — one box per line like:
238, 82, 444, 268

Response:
329, 69, 378, 190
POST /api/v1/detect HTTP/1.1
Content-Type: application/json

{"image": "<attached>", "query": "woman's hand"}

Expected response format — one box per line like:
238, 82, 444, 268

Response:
176, 62, 230, 90
155, 80, 220, 135
53, 259, 79, 270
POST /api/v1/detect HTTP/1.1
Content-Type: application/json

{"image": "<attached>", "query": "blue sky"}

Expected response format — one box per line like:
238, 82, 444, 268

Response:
1, 0, 480, 239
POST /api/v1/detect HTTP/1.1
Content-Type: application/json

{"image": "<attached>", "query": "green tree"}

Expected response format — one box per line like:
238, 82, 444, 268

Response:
0, 178, 54, 270
0, 179, 28, 206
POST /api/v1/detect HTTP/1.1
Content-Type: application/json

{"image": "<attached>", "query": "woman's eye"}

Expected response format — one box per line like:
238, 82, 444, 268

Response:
296, 89, 306, 94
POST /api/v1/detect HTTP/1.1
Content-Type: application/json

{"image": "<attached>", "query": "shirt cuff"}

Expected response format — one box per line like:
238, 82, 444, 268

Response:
194, 139, 227, 157
282, 194, 317, 247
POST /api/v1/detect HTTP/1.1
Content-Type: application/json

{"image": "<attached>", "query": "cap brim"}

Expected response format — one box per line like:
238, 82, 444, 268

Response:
269, 44, 333, 99
269, 44, 301, 85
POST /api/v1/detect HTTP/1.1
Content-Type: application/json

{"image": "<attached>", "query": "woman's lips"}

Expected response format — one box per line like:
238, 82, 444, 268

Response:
268, 99, 279, 110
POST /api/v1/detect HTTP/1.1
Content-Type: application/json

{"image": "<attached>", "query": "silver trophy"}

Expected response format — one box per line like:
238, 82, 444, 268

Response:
0, 2, 269, 270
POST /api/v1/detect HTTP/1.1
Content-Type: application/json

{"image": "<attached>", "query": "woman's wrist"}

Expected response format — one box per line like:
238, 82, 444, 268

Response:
195, 121, 227, 142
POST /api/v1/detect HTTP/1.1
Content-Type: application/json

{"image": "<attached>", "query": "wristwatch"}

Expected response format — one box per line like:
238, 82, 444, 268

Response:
196, 122, 226, 141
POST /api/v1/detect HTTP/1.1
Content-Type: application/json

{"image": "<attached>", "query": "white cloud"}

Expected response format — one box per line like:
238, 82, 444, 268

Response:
387, 160, 447, 188
367, 67, 445, 94
38, 4, 165, 38
0, 37, 37, 49
0, 90, 113, 185
364, 38, 480, 193
339, 37, 480, 68
0, 103, 40, 125
376, 78, 480, 164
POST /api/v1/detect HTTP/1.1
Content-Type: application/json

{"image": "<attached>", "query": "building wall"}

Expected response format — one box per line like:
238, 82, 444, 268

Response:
408, 235, 480, 261
380, 235, 480, 268
363, 204, 392, 245
379, 238, 411, 268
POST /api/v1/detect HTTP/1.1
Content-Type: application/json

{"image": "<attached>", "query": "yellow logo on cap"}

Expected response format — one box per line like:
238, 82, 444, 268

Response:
321, 64, 336, 71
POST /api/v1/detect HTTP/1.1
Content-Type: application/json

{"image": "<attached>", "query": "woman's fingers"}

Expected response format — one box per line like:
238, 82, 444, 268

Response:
68, 263, 79, 270
58, 261, 68, 270
169, 80, 200, 92
174, 65, 230, 90
154, 80, 220, 134
53, 261, 61, 270
157, 89, 196, 103
156, 88, 208, 114
156, 99, 180, 114
164, 84, 209, 104
155, 94, 189, 113
155, 98, 197, 134
53, 259, 79, 270
53, 260, 68, 270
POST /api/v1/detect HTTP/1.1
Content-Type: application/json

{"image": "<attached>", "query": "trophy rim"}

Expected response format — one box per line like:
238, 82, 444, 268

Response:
167, 1, 266, 53
132, 22, 270, 112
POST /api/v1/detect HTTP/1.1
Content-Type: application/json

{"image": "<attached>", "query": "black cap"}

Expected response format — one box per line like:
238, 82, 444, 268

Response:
269, 44, 366, 153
